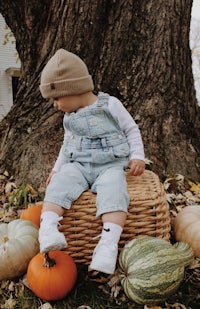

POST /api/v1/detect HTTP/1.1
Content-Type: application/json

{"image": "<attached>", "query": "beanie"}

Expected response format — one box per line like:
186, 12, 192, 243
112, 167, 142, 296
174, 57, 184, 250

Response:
40, 49, 94, 99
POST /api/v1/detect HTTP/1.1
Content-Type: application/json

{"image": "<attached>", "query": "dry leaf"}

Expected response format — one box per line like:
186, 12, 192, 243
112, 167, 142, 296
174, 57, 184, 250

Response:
1, 280, 9, 290
188, 181, 200, 195
26, 184, 38, 195
3, 171, 9, 177
187, 258, 200, 270
165, 303, 188, 309
111, 284, 121, 298
144, 305, 163, 309
0, 211, 5, 219
21, 274, 30, 289
77, 306, 92, 309
145, 158, 154, 165
8, 281, 15, 292
38, 303, 53, 309
5, 182, 17, 195
1, 296, 17, 308
0, 175, 6, 181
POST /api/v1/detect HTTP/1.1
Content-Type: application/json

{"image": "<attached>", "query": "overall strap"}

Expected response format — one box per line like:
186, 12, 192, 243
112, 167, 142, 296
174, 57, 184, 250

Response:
97, 92, 122, 132
97, 92, 109, 107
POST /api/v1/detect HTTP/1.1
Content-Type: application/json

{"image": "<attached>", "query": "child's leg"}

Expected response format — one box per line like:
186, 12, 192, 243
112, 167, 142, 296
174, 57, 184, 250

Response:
89, 166, 129, 274
39, 202, 67, 253
39, 163, 89, 253
42, 202, 65, 216
102, 210, 127, 227
89, 211, 126, 274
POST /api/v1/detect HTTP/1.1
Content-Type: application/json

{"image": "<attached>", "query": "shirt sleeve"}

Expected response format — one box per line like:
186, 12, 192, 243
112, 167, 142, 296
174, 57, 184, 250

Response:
52, 145, 67, 172
108, 96, 145, 161
52, 114, 70, 172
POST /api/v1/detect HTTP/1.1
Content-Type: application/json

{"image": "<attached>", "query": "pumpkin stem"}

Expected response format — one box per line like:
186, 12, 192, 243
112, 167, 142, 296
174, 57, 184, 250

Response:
43, 252, 56, 268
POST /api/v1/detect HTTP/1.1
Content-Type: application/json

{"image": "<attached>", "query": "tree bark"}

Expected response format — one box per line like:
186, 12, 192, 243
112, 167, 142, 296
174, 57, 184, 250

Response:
0, 0, 199, 189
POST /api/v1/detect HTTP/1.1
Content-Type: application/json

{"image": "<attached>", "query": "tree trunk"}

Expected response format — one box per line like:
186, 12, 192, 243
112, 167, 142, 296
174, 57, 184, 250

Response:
0, 0, 199, 190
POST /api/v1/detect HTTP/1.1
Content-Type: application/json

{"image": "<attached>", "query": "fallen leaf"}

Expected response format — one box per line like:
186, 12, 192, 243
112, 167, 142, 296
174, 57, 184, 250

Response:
188, 181, 200, 195
0, 175, 6, 181
3, 171, 9, 177
0, 211, 5, 219
111, 284, 121, 298
145, 158, 154, 165
8, 281, 15, 291
144, 306, 163, 309
77, 306, 92, 309
187, 258, 200, 270
21, 274, 30, 289
1, 280, 9, 290
165, 303, 188, 309
38, 303, 53, 309
26, 184, 38, 195
1, 296, 17, 308
5, 182, 17, 195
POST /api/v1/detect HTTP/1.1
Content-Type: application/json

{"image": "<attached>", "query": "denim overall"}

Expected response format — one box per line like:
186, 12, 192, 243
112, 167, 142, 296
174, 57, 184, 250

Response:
45, 92, 130, 216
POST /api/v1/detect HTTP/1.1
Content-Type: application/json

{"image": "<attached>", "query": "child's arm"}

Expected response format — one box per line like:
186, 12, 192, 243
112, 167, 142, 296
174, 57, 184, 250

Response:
46, 170, 56, 186
129, 159, 145, 176
108, 96, 145, 173
46, 115, 70, 185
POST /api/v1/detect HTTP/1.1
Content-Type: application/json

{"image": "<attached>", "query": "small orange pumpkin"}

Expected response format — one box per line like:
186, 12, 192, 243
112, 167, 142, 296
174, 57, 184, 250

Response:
20, 204, 42, 227
27, 250, 77, 301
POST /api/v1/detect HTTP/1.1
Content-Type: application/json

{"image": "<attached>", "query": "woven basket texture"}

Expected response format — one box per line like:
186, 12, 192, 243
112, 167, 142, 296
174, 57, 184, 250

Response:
59, 170, 171, 264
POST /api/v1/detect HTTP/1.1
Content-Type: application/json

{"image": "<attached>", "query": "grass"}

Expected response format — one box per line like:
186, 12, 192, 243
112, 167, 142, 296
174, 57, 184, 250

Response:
1, 265, 139, 309
1, 264, 200, 309
1, 174, 200, 308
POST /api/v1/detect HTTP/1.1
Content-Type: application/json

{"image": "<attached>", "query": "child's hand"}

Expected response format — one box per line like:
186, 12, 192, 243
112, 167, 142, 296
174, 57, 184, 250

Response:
129, 159, 145, 176
46, 170, 56, 186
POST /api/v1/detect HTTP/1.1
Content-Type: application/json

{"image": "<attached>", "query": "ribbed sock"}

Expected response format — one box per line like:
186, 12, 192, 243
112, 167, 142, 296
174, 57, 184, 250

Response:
40, 211, 60, 225
101, 222, 123, 243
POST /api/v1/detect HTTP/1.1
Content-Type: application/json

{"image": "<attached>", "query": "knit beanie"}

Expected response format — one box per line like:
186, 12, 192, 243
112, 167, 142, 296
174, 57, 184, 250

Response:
40, 49, 94, 99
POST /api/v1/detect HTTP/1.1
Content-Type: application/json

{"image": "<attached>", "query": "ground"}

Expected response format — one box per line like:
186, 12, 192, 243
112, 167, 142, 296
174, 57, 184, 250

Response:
0, 168, 200, 309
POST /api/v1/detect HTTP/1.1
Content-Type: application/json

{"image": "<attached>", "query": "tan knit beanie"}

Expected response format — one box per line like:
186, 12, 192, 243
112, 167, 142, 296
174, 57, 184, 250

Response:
40, 49, 94, 98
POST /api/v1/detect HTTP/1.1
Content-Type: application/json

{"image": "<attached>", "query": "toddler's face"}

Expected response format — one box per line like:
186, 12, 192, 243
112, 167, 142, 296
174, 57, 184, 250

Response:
53, 92, 97, 113
53, 96, 81, 113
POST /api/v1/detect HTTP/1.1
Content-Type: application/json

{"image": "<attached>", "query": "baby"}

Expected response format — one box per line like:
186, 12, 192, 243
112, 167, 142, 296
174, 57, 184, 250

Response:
39, 49, 145, 274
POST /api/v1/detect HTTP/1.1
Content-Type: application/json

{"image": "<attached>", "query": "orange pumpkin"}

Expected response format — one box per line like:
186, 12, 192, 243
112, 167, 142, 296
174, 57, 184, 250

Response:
20, 204, 42, 227
27, 250, 77, 301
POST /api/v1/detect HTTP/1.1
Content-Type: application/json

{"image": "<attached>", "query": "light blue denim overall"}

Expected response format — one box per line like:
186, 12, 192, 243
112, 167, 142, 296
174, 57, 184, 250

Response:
44, 92, 130, 216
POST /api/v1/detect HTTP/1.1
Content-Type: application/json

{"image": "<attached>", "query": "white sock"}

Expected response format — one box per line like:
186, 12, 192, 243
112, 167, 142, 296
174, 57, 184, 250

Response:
101, 222, 123, 243
40, 211, 60, 225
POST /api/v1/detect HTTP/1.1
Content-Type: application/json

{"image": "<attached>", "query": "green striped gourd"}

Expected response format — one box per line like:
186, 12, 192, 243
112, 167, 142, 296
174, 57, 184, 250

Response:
118, 236, 194, 305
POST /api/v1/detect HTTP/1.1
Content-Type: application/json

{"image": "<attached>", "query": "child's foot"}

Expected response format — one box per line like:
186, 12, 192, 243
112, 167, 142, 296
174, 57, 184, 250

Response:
89, 240, 118, 274
39, 217, 67, 253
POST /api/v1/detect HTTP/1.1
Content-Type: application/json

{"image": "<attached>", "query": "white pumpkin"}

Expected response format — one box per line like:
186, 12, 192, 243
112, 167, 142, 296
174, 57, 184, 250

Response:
174, 205, 200, 258
0, 219, 39, 280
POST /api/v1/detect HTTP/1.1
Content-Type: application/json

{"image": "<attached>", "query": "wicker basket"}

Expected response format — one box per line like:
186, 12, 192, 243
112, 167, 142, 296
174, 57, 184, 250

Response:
59, 170, 171, 264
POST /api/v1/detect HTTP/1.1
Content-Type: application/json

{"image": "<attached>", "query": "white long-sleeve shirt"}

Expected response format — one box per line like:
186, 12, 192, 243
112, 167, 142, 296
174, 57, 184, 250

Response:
53, 95, 145, 172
